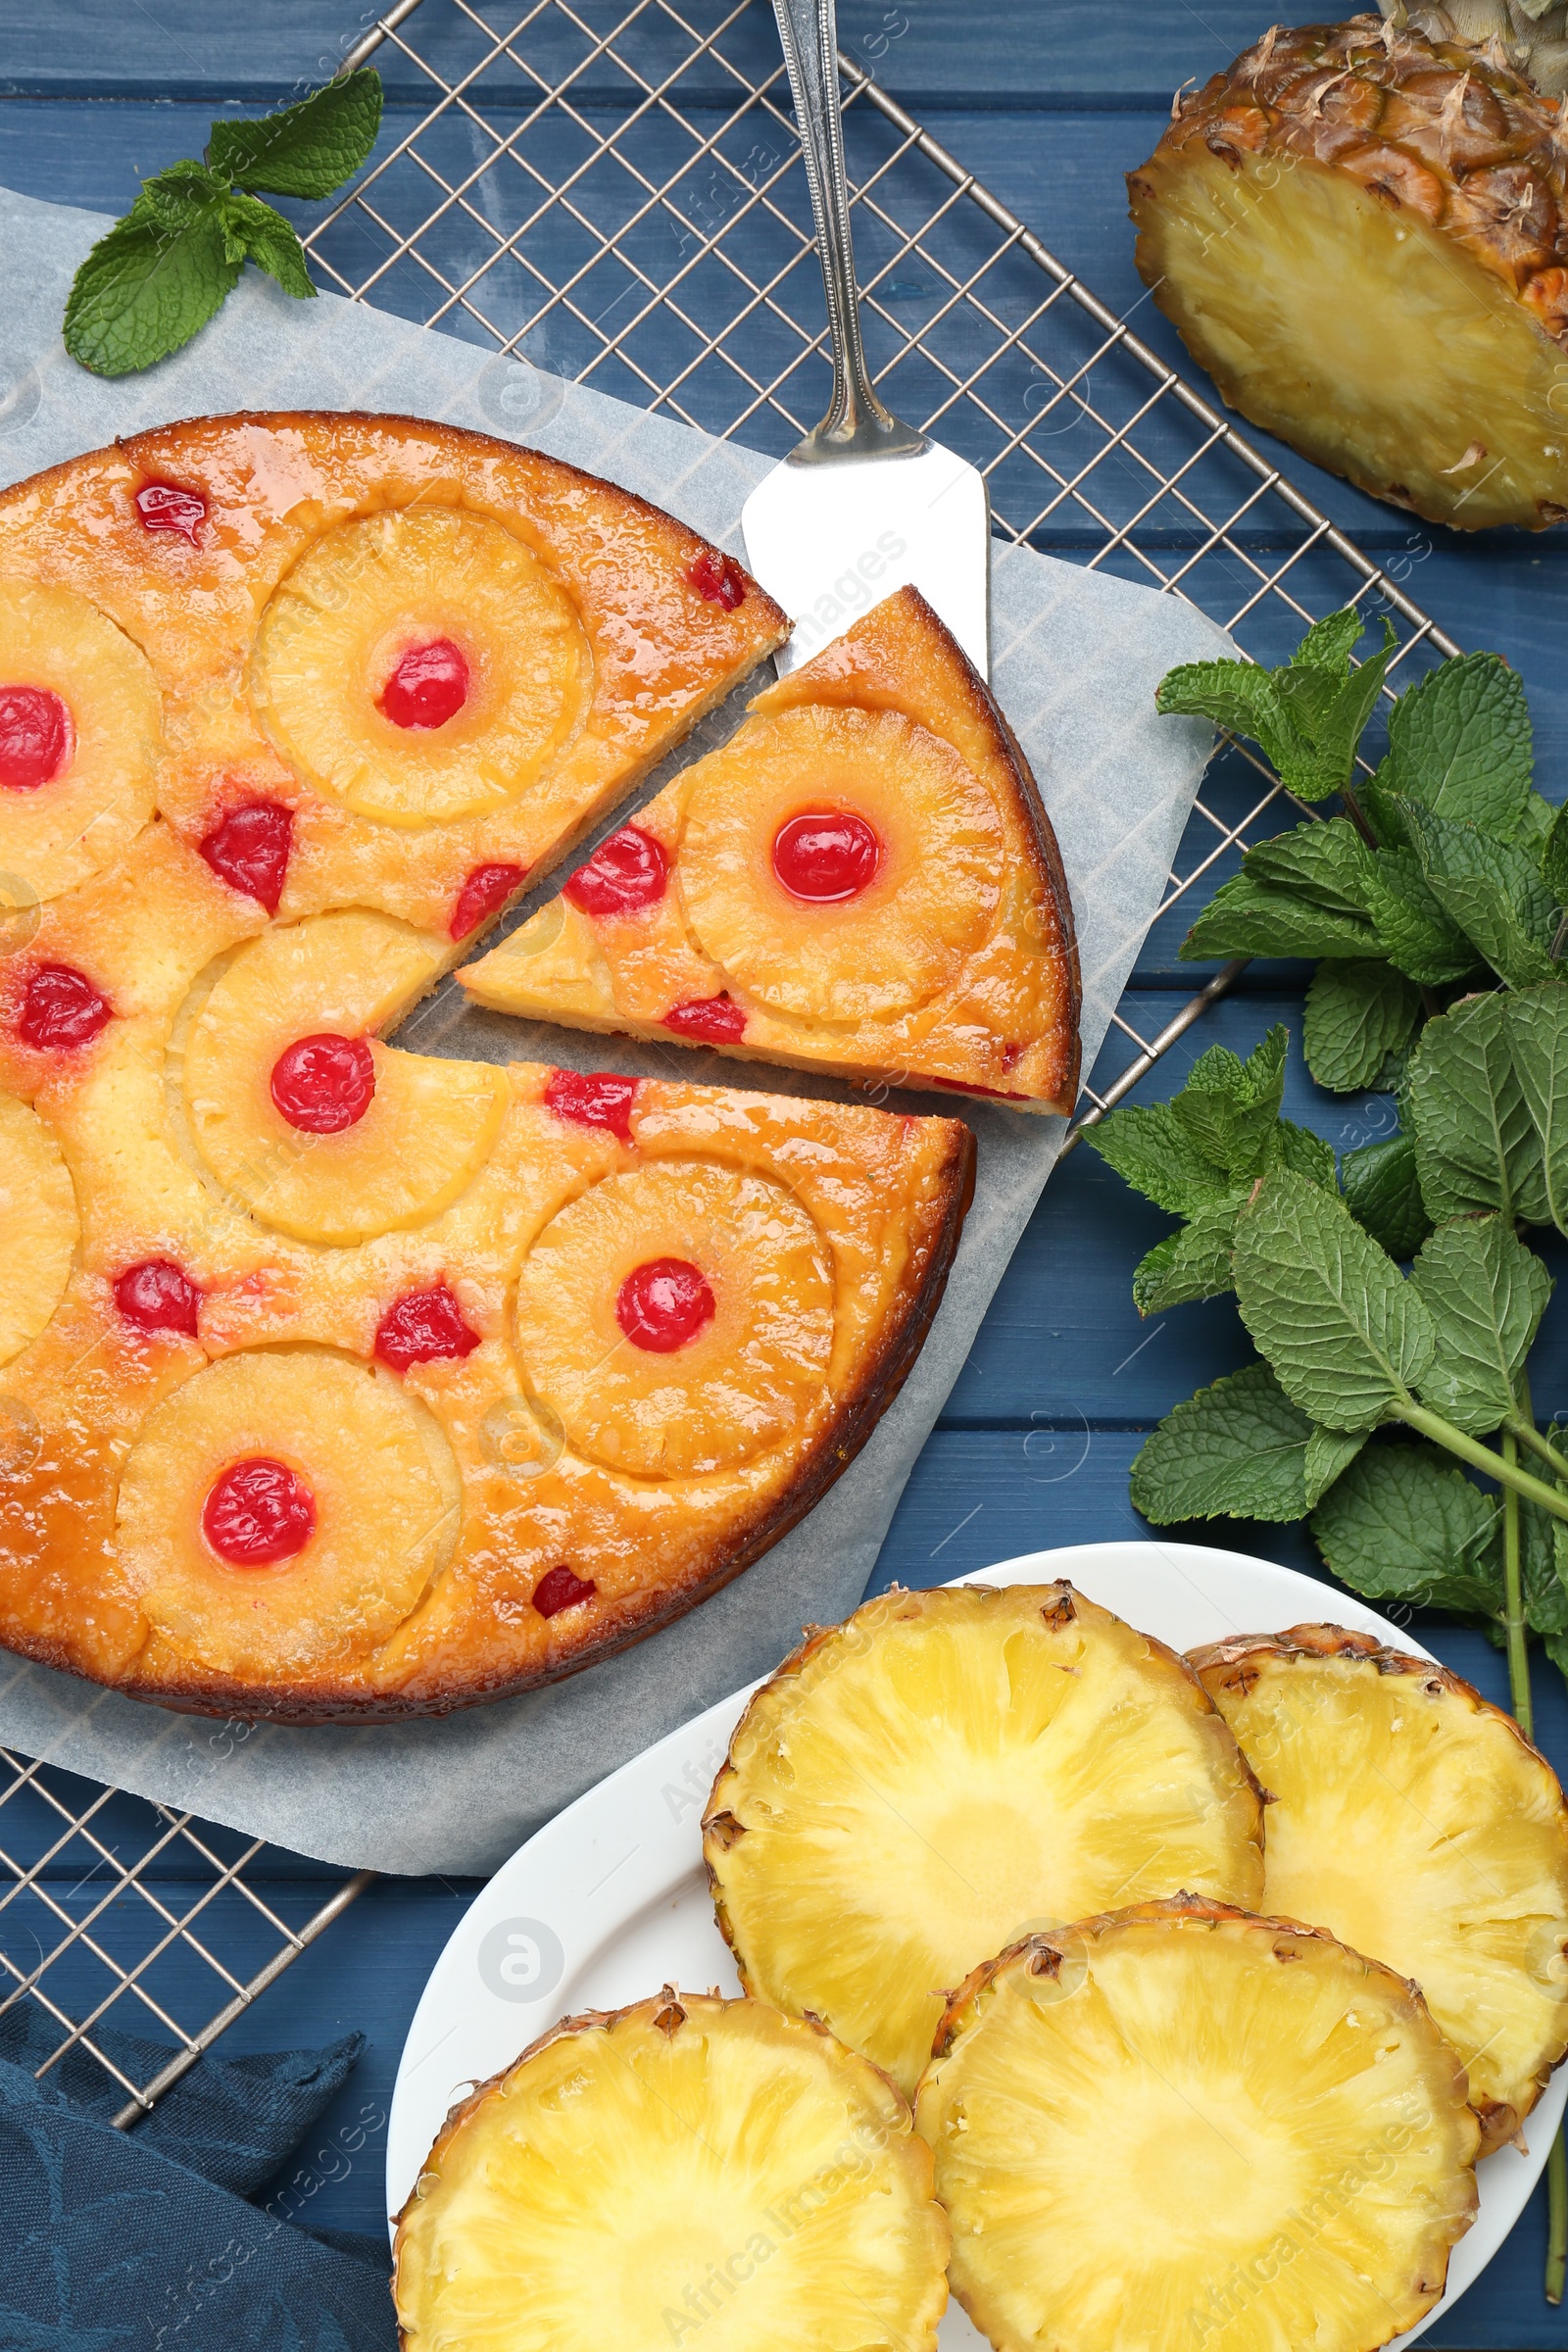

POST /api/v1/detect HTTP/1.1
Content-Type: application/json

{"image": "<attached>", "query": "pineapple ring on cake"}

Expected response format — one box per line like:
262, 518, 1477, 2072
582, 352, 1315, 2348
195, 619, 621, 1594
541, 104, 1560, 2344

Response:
0, 578, 161, 901
514, 1157, 834, 1477
914, 1899, 1479, 2352
1191, 1623, 1568, 2155
114, 1345, 462, 1676
177, 908, 507, 1245
679, 702, 1004, 1022
703, 1582, 1264, 2096
249, 506, 592, 828
0, 1095, 76, 1365
393, 1989, 950, 2352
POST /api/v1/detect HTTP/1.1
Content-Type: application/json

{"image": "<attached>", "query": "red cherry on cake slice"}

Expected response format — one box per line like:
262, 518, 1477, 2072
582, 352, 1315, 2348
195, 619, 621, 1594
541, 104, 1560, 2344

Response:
564, 826, 668, 917
544, 1068, 639, 1143
115, 1258, 201, 1339
450, 861, 526, 942
662, 993, 746, 1044
203, 1456, 316, 1566
615, 1256, 715, 1352
378, 638, 470, 730
0, 686, 72, 791
135, 480, 208, 543
687, 548, 748, 610
375, 1284, 481, 1373
270, 1034, 375, 1133
199, 801, 294, 913
19, 962, 112, 1051
772, 809, 881, 903
533, 1563, 597, 1618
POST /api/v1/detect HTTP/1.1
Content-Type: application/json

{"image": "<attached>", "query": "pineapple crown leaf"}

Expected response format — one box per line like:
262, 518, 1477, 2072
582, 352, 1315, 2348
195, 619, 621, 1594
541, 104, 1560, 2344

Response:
63, 71, 382, 377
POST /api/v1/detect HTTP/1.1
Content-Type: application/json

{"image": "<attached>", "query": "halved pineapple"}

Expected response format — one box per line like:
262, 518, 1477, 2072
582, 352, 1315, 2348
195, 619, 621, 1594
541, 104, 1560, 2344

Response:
0, 578, 162, 899
1191, 1623, 1568, 2154
915, 1899, 1479, 2352
393, 1989, 950, 2352
115, 1344, 461, 1676
680, 702, 1003, 1022
1128, 20, 1568, 529
514, 1158, 834, 1477
0, 1095, 77, 1364
177, 909, 507, 1245
704, 1582, 1263, 2096
250, 506, 591, 827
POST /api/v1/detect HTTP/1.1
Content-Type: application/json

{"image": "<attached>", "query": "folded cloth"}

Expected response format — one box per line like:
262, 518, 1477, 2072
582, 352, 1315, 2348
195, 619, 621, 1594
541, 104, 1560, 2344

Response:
0, 2023, 398, 2351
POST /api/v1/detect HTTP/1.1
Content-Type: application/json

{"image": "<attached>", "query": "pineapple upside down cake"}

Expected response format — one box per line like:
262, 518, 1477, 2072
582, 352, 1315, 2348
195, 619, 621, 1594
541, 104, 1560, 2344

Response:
0, 411, 990, 1722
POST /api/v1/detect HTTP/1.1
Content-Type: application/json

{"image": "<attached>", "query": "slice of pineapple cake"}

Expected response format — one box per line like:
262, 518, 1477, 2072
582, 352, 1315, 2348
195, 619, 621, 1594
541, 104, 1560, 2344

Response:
460, 586, 1082, 1113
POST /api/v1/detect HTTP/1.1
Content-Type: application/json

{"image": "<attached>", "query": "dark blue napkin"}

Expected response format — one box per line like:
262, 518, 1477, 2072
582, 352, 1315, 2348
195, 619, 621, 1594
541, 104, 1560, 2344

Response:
0, 2009, 399, 2351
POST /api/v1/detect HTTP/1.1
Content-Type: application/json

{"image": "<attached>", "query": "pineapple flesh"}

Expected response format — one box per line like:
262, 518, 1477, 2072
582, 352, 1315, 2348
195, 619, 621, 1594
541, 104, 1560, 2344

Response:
177, 908, 507, 1246
114, 1344, 462, 1677
514, 1158, 834, 1477
1192, 1624, 1568, 2154
0, 577, 163, 900
915, 1899, 1479, 2352
1128, 18, 1568, 529
250, 507, 591, 827
0, 1095, 77, 1366
392, 1989, 951, 2352
704, 1583, 1264, 2097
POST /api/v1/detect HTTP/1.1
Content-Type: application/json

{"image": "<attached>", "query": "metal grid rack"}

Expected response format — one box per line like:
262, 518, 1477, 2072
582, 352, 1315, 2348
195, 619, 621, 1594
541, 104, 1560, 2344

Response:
3, 0, 1466, 2126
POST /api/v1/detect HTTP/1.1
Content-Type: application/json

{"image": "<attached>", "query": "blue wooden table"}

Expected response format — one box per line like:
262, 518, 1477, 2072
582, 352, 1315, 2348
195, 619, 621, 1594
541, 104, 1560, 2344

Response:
4, 4, 1568, 2339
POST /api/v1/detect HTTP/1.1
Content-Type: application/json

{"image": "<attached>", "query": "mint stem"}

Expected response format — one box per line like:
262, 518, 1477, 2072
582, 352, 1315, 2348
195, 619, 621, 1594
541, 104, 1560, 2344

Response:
1500, 1426, 1533, 1738
1510, 1415, 1568, 1488
1396, 1400, 1568, 1524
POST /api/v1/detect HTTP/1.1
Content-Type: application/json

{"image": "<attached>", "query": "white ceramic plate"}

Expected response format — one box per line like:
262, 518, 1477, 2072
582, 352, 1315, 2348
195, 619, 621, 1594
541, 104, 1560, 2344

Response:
388, 1539, 1565, 2346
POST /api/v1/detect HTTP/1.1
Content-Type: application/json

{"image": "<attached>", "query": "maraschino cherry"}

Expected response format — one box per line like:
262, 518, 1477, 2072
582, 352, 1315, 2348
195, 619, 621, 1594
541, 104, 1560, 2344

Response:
544, 1069, 638, 1143
615, 1257, 715, 1353
687, 549, 748, 611
203, 1457, 316, 1566
135, 481, 207, 544
662, 993, 745, 1044
19, 963, 112, 1052
533, 1563, 597, 1617
564, 826, 668, 918
115, 1259, 201, 1339
199, 801, 293, 913
378, 639, 469, 730
0, 687, 72, 791
772, 809, 881, 903
375, 1284, 481, 1373
450, 862, 526, 941
270, 1034, 375, 1134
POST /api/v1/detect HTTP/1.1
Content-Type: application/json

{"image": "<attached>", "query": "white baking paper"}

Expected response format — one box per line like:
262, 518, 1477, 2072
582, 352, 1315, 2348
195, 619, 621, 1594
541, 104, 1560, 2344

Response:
0, 185, 1230, 1874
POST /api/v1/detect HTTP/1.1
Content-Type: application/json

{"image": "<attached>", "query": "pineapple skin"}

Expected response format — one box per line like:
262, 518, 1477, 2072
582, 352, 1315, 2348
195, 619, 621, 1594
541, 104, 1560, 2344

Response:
1128, 17, 1568, 530
392, 1988, 951, 2352
1191, 1622, 1568, 2155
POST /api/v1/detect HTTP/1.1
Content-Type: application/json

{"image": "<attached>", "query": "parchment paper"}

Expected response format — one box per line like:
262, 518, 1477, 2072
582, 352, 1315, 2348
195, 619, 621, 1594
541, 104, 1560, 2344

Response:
0, 185, 1230, 1874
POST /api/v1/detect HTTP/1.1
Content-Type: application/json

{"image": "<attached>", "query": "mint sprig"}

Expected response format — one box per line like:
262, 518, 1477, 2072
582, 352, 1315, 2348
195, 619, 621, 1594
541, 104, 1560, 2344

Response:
64, 72, 382, 377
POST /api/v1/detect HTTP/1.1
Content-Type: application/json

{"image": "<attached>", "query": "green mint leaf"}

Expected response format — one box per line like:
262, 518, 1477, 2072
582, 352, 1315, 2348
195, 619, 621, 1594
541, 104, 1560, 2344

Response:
1274, 1117, 1338, 1190
219, 191, 314, 298
1303, 1423, 1369, 1509
1544, 800, 1568, 916
1086, 1102, 1231, 1217
1407, 991, 1547, 1227
1180, 875, 1381, 963
1131, 1200, 1247, 1314
207, 69, 383, 199
1519, 1436, 1568, 1638
1242, 817, 1375, 916
1381, 651, 1532, 837
1341, 1129, 1434, 1259
1130, 1361, 1363, 1524
1290, 607, 1369, 676
1309, 1443, 1502, 1617
64, 176, 240, 377
1170, 1027, 1289, 1179
1400, 801, 1558, 989
1360, 761, 1410, 851
1233, 1167, 1434, 1431
1362, 846, 1481, 987
1505, 984, 1568, 1238
1155, 661, 1304, 781
1409, 1214, 1552, 1437
1275, 616, 1396, 802
1301, 959, 1421, 1094
1517, 791, 1558, 853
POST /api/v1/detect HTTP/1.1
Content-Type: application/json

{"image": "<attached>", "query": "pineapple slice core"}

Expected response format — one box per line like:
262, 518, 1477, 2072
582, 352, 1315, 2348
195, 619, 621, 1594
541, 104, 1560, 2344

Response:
393, 1992, 950, 2352
679, 703, 1004, 1021
514, 1157, 834, 1476
178, 908, 507, 1245
915, 1906, 1479, 2352
250, 507, 591, 827
0, 578, 162, 900
115, 1344, 462, 1675
705, 1585, 1264, 2096
0, 1095, 77, 1365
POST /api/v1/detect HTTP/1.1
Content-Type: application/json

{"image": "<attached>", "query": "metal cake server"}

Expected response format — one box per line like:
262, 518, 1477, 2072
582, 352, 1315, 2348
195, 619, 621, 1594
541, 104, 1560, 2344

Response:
741, 0, 991, 677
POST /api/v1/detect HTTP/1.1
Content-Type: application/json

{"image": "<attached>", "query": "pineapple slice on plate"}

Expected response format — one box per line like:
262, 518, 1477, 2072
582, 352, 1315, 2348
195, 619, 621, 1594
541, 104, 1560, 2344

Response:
915, 1898, 1479, 2352
1127, 18, 1568, 531
703, 1582, 1263, 2096
0, 1094, 77, 1364
461, 587, 1081, 1111
393, 1989, 950, 2352
0, 578, 162, 902
514, 1157, 835, 1477
1191, 1624, 1568, 2154
176, 907, 507, 1246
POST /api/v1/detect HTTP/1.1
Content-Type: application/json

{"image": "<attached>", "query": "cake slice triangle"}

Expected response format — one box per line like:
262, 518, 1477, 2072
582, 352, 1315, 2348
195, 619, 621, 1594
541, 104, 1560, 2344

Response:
459, 588, 1081, 1111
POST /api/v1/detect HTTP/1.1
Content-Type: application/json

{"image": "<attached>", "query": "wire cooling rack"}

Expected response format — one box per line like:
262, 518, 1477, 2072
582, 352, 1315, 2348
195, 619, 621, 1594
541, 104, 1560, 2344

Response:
3, 0, 1468, 2126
